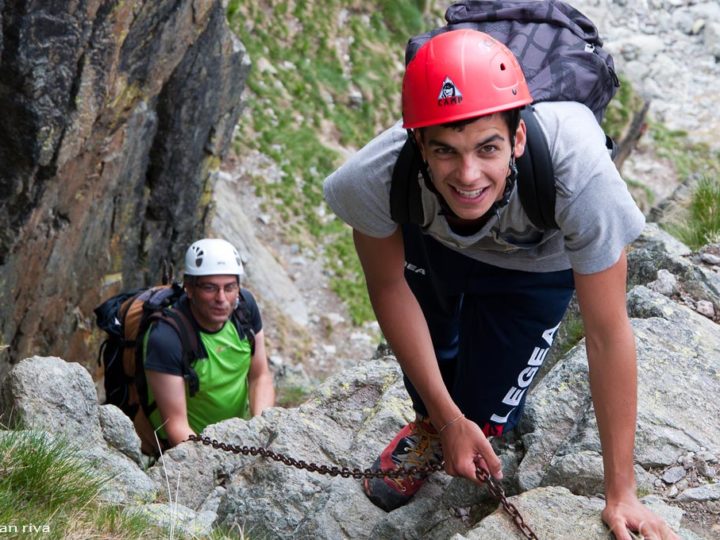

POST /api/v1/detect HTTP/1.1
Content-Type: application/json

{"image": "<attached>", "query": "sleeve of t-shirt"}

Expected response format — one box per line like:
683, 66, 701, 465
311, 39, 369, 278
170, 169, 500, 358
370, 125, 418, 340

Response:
323, 121, 407, 238
240, 288, 263, 334
144, 321, 184, 376
538, 102, 646, 275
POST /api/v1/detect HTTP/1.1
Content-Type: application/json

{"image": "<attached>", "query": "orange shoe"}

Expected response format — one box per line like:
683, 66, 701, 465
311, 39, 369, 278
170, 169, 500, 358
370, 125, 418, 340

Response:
363, 416, 442, 511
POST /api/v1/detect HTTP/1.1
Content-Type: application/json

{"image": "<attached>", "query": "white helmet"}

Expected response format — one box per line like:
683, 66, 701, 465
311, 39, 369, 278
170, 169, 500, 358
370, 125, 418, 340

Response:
184, 238, 244, 277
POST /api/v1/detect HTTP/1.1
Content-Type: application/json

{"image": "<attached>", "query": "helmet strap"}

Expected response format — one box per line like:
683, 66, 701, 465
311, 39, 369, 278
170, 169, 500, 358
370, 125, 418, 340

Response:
497, 154, 518, 207
492, 134, 519, 209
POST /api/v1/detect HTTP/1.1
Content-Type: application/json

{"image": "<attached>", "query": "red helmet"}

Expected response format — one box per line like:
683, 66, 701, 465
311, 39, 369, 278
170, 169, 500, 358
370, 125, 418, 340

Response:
402, 29, 532, 129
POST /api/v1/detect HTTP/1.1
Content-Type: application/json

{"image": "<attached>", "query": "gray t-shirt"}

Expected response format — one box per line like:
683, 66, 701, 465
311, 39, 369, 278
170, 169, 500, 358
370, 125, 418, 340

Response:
323, 101, 645, 274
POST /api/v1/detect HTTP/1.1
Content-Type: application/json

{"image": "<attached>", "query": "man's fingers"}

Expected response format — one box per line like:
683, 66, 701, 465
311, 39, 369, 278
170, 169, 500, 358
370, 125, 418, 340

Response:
603, 500, 681, 540
452, 455, 504, 485
473, 455, 504, 484
606, 518, 632, 540
475, 438, 503, 480
439, 418, 503, 482
485, 455, 504, 480
444, 453, 484, 481
638, 519, 680, 540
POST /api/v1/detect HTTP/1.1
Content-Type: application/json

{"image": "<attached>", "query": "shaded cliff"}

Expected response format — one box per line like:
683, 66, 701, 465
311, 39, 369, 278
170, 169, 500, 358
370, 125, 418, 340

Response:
0, 0, 249, 372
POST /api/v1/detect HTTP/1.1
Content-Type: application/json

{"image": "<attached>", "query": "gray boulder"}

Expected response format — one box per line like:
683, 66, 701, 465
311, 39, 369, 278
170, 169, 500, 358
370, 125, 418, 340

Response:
628, 223, 720, 318
452, 487, 695, 540
0, 356, 103, 443
518, 286, 720, 501
81, 444, 157, 505
99, 403, 144, 467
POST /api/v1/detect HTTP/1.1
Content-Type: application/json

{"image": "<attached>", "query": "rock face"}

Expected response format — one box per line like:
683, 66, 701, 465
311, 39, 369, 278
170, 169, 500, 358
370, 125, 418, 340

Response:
518, 286, 720, 495
571, 0, 720, 148
0, 1, 249, 372
1, 223, 717, 538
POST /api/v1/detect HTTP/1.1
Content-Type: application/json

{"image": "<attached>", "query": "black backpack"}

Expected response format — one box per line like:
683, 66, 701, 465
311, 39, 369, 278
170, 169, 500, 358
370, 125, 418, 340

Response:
94, 278, 255, 454
391, 0, 620, 230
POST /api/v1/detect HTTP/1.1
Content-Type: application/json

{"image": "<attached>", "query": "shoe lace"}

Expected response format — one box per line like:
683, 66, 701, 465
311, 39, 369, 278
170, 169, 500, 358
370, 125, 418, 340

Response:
395, 421, 442, 469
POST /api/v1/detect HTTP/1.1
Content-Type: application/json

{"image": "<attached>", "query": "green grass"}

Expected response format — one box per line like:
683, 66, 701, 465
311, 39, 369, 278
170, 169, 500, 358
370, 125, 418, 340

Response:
648, 121, 720, 249
666, 176, 720, 250
226, 1, 439, 324
0, 430, 107, 538
601, 74, 646, 142
93, 505, 176, 539
601, 73, 720, 252
275, 384, 312, 408
650, 122, 720, 182
0, 429, 199, 539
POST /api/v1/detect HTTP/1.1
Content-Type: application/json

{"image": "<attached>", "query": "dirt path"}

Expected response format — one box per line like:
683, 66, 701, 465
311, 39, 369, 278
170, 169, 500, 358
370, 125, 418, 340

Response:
219, 152, 380, 389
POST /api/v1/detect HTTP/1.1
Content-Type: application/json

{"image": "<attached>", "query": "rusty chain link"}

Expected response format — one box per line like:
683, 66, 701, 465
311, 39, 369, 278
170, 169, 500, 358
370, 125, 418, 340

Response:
475, 467, 540, 539
188, 434, 539, 539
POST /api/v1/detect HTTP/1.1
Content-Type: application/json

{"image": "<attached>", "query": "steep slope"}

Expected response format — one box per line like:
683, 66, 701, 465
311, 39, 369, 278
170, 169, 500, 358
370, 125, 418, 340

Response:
217, 0, 720, 391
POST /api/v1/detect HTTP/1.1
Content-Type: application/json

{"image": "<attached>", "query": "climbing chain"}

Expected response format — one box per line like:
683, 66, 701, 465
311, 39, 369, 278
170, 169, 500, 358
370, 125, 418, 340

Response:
188, 434, 539, 540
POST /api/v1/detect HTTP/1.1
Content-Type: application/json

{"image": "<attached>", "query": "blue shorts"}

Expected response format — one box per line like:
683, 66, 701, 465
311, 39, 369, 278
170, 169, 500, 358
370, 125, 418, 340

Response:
401, 224, 575, 437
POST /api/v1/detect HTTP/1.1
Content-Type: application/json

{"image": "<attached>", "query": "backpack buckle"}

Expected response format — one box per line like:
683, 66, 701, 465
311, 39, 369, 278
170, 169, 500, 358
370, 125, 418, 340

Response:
185, 369, 200, 396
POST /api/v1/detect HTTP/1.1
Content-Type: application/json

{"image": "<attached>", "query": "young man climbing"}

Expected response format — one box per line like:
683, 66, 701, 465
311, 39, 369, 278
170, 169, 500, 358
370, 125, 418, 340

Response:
323, 29, 678, 540
144, 238, 275, 448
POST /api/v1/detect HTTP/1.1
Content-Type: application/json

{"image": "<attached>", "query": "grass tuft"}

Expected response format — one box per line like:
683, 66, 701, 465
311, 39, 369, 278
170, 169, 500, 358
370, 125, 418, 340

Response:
0, 429, 187, 539
275, 384, 312, 408
649, 119, 720, 250
666, 176, 720, 250
0, 431, 106, 529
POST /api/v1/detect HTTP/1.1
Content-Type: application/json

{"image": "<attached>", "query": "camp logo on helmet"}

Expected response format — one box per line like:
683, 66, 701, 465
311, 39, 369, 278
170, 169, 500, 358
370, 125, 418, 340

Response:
437, 76, 463, 106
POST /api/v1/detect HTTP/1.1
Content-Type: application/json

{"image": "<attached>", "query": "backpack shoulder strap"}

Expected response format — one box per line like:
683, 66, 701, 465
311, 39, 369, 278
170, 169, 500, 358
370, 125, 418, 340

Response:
167, 302, 204, 395
517, 107, 558, 230
143, 303, 203, 397
232, 289, 256, 356
390, 135, 425, 226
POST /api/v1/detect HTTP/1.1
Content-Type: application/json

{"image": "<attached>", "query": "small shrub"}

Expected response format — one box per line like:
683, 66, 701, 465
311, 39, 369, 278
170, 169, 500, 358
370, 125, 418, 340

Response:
666, 176, 720, 250
601, 74, 646, 142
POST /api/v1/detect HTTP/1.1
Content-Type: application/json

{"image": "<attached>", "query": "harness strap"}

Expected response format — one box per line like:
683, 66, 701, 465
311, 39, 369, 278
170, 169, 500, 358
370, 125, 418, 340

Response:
517, 107, 557, 230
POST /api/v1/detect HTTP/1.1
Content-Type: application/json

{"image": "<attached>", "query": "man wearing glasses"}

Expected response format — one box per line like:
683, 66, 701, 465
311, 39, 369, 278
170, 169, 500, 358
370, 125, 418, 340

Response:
144, 238, 275, 448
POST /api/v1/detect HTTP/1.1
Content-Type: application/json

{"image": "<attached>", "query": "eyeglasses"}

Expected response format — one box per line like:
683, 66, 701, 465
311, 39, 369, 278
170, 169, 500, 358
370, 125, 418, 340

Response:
195, 282, 240, 295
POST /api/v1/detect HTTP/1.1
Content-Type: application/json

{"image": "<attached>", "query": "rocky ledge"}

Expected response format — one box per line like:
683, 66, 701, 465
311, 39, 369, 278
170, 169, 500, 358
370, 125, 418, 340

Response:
1, 223, 719, 539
